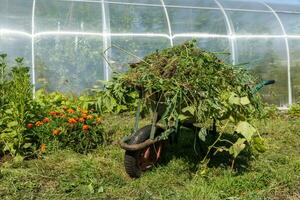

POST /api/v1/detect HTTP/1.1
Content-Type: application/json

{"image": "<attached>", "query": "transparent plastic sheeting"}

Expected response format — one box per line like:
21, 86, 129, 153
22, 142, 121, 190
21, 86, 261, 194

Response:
0, 0, 300, 107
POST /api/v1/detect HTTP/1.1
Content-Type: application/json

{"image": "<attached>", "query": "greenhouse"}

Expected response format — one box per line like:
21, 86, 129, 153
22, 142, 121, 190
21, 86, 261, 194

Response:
2, 1, 300, 198
1, 0, 300, 107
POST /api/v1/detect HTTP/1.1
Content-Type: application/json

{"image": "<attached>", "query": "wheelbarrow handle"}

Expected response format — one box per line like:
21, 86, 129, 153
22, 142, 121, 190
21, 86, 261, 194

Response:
252, 79, 275, 94
262, 80, 275, 86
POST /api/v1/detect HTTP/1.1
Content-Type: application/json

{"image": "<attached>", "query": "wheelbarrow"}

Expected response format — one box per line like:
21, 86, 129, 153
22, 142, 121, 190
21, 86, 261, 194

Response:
119, 80, 275, 178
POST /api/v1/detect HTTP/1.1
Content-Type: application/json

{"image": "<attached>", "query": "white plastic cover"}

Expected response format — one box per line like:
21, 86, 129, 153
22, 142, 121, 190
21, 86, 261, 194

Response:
0, 0, 299, 106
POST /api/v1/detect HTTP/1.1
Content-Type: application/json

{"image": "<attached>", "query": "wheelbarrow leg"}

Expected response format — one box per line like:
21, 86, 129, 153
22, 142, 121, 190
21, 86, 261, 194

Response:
150, 111, 159, 140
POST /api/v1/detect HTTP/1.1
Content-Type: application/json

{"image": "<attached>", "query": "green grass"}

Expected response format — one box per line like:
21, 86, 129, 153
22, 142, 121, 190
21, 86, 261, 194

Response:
0, 113, 300, 200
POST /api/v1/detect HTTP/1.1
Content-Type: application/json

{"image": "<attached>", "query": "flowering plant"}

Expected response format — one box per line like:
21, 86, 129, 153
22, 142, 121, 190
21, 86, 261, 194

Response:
27, 106, 104, 154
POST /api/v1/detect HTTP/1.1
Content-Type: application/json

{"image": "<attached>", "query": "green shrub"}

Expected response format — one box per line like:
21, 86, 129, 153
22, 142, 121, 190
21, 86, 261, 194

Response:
0, 54, 35, 156
263, 104, 280, 119
288, 102, 300, 118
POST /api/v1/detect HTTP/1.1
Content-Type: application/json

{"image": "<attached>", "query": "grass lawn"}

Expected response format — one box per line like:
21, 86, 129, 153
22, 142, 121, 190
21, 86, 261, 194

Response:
0, 113, 299, 200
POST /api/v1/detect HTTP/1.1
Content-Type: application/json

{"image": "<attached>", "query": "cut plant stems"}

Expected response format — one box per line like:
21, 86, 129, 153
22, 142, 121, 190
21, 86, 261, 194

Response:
108, 40, 266, 166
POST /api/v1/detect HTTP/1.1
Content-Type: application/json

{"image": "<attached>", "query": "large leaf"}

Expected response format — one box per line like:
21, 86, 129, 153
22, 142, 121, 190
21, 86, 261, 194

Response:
228, 93, 240, 105
7, 121, 18, 128
5, 109, 13, 114
229, 138, 246, 158
178, 114, 189, 122
182, 106, 195, 115
240, 96, 250, 105
252, 137, 267, 153
198, 128, 207, 142
235, 121, 256, 142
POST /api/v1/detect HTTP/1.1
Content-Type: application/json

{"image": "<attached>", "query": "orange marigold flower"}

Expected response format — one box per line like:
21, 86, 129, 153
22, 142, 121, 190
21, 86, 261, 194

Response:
81, 113, 88, 119
43, 117, 50, 123
40, 143, 46, 153
68, 118, 77, 124
52, 129, 61, 136
27, 123, 33, 129
35, 121, 44, 126
79, 117, 85, 123
49, 111, 58, 116
67, 108, 75, 114
86, 115, 93, 120
82, 125, 89, 132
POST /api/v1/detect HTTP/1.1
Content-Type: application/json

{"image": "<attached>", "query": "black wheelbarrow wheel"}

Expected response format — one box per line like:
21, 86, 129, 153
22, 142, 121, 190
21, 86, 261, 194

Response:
124, 125, 166, 178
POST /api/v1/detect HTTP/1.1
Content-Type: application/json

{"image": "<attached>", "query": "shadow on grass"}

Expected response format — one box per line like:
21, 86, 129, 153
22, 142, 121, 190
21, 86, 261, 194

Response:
160, 127, 253, 174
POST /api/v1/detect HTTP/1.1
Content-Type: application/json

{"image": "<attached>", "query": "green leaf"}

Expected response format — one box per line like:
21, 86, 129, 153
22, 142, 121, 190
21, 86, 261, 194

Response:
236, 121, 256, 140
23, 143, 32, 149
229, 93, 240, 105
87, 183, 94, 194
252, 137, 267, 153
7, 121, 18, 128
3, 143, 15, 153
128, 91, 139, 99
193, 123, 202, 128
160, 128, 174, 140
13, 154, 24, 163
229, 138, 246, 158
97, 186, 104, 193
236, 121, 256, 142
178, 114, 189, 122
229, 115, 235, 122
240, 96, 250, 105
182, 106, 195, 115
198, 128, 207, 142
5, 109, 13, 114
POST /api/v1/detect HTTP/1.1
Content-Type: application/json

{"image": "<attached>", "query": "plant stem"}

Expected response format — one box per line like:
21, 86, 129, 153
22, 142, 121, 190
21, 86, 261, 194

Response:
201, 119, 229, 162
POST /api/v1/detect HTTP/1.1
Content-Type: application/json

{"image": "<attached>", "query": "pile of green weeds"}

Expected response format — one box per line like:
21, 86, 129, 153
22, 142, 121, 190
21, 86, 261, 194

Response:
109, 41, 266, 164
